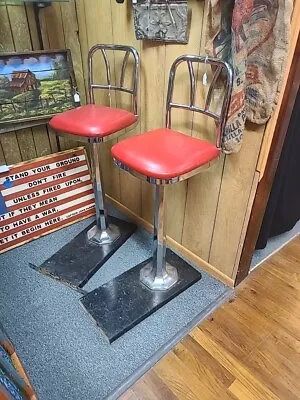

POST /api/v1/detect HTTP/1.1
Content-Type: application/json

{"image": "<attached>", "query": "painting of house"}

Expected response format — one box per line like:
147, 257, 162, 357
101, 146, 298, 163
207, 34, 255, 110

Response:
0, 49, 78, 125
8, 70, 40, 94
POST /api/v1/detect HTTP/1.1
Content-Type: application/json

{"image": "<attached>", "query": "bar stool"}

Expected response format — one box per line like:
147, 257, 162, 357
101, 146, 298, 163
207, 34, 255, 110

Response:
80, 55, 233, 342
38, 45, 140, 289
112, 55, 233, 291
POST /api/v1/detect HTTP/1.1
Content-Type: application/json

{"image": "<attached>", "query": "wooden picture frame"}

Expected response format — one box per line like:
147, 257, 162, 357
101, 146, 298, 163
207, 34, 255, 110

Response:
0, 49, 78, 125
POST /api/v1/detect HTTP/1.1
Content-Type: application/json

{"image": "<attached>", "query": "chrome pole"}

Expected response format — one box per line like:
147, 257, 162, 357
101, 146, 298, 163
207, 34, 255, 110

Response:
87, 142, 121, 245
91, 142, 108, 231
140, 184, 178, 290
153, 184, 167, 277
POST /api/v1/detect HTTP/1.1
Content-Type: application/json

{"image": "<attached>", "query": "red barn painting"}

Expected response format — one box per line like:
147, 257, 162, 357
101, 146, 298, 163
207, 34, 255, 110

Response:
8, 69, 39, 94
0, 50, 77, 124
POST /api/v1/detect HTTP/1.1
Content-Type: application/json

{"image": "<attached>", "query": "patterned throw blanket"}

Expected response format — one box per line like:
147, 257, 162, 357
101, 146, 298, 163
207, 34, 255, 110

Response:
206, 0, 293, 153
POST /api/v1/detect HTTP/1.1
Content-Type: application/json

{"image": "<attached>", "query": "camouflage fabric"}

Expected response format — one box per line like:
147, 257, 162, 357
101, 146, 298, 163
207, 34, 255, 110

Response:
206, 0, 293, 153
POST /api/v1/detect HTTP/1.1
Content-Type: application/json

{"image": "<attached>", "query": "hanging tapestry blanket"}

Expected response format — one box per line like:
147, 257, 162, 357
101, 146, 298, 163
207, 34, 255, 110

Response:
206, 0, 293, 153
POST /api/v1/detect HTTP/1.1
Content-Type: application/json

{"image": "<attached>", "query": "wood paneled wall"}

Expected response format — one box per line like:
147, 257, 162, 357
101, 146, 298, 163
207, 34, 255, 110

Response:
0, 1, 296, 284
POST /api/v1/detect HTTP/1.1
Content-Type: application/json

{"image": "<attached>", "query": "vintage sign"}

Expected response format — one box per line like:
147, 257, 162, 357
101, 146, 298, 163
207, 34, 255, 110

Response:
0, 147, 95, 254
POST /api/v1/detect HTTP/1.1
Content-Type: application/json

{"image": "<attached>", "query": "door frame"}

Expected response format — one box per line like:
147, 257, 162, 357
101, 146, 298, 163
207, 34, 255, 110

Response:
235, 31, 300, 286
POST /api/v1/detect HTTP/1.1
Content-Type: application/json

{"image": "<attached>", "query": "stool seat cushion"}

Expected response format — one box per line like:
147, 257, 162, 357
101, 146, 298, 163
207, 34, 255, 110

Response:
111, 128, 220, 180
49, 104, 137, 138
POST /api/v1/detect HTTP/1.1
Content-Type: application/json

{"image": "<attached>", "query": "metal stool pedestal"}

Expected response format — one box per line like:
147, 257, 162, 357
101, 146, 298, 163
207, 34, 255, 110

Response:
140, 185, 178, 290
87, 142, 121, 246
35, 143, 136, 290
80, 184, 201, 343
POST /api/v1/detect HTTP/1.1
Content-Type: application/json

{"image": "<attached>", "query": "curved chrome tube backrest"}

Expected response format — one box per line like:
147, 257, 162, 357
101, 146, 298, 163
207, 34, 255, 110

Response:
166, 55, 233, 150
88, 44, 140, 116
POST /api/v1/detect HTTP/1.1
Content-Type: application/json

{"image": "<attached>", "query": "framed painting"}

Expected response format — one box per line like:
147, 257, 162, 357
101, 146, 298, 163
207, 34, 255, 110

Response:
0, 49, 78, 125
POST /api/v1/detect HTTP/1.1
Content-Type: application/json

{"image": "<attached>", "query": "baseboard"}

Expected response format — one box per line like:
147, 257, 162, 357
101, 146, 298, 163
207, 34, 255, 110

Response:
106, 195, 234, 288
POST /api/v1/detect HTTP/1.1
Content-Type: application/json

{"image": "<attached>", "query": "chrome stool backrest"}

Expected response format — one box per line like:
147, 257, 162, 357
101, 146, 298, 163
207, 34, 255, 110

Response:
88, 44, 140, 116
166, 55, 233, 150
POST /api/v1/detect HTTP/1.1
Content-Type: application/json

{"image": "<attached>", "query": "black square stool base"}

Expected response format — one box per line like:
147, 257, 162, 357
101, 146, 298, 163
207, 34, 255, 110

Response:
33, 216, 136, 289
80, 249, 202, 343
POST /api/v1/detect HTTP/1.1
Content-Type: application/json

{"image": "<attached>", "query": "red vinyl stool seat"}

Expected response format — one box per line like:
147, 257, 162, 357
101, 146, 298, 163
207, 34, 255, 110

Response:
49, 104, 137, 139
112, 128, 220, 181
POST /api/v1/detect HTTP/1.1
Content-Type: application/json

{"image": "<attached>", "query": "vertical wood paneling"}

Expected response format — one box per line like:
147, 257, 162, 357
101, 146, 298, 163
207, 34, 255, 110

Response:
26, 3, 57, 160
32, 125, 52, 157
47, 126, 60, 154
59, 0, 86, 152
182, 0, 226, 261
25, 4, 41, 50
0, 144, 5, 165
110, 0, 142, 215
7, 4, 38, 163
6, 4, 31, 51
232, 170, 260, 278
42, 3, 66, 49
75, 0, 89, 96
81, 0, 120, 200
39, 2, 79, 152
182, 157, 225, 261
209, 124, 265, 277
16, 129, 37, 160
60, 1, 86, 103
140, 42, 166, 223
38, 6, 50, 49
0, 132, 22, 165
0, 5, 14, 52
164, 1, 205, 243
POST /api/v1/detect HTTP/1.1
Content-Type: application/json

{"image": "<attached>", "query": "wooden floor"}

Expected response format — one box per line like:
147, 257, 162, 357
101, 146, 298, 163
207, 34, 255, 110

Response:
120, 235, 300, 400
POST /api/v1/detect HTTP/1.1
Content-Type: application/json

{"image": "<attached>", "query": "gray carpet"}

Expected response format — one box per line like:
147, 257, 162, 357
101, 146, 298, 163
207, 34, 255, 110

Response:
0, 208, 231, 400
